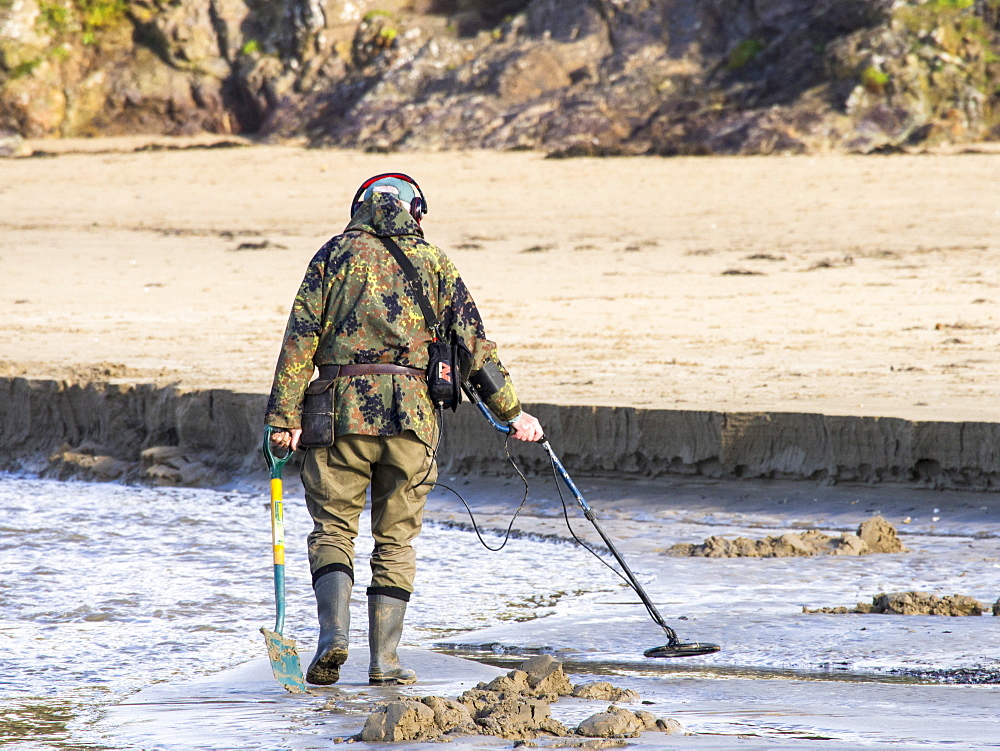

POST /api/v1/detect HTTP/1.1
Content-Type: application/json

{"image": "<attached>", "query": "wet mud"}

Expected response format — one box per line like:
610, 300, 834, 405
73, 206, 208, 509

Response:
664, 516, 908, 557
894, 667, 1000, 685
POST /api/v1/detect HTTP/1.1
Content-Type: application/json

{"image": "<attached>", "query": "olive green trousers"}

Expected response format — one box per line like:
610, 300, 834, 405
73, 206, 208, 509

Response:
301, 431, 436, 595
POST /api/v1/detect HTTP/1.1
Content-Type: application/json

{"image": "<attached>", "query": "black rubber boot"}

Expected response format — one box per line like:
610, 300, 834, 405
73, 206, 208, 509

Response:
306, 571, 352, 685
367, 594, 417, 686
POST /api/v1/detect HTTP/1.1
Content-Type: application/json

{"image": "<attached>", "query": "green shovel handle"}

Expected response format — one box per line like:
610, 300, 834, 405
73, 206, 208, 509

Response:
262, 426, 294, 479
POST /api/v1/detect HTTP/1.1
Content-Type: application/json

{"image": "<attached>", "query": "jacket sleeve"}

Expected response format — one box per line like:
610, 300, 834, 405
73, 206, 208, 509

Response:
264, 248, 327, 428
439, 257, 522, 422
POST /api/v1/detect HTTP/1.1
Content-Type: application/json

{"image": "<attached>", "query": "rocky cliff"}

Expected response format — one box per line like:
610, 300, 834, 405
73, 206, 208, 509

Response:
2, 0, 999, 154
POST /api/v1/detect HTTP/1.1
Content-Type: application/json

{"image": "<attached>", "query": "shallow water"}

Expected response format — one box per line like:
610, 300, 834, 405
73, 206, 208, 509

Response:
0, 475, 606, 749
3, 474, 999, 749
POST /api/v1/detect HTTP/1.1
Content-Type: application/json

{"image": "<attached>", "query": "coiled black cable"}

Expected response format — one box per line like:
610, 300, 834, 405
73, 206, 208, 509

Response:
416, 407, 531, 552
547, 454, 633, 588
418, 408, 636, 584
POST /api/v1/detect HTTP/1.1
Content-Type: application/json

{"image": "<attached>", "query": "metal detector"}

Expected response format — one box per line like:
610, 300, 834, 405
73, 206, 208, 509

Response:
463, 385, 721, 659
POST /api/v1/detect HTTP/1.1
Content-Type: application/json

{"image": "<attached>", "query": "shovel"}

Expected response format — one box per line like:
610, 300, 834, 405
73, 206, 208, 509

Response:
260, 426, 307, 693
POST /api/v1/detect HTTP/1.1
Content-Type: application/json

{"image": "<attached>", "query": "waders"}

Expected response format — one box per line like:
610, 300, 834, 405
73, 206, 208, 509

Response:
261, 427, 307, 692
464, 385, 721, 659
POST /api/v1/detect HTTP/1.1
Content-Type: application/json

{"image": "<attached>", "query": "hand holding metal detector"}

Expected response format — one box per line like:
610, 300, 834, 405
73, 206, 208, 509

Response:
462, 384, 721, 659
261, 427, 307, 692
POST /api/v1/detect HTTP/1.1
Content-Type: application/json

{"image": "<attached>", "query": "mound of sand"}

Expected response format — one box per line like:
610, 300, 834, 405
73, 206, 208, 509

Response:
664, 517, 907, 558
356, 656, 683, 743
804, 591, 994, 616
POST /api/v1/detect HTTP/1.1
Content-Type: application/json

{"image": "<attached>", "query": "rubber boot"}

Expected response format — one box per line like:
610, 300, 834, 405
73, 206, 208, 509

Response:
367, 595, 417, 686
306, 571, 352, 685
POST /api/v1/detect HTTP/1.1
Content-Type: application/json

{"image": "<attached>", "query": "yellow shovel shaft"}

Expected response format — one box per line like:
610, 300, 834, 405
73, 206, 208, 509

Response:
261, 427, 304, 692
270, 478, 286, 565
269, 476, 289, 635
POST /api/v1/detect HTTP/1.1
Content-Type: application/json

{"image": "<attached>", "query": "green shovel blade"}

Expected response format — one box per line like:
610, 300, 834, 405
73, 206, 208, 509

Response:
261, 627, 307, 693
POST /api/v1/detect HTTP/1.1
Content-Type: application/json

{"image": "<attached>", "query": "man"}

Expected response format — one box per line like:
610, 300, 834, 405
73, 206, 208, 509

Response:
265, 173, 542, 686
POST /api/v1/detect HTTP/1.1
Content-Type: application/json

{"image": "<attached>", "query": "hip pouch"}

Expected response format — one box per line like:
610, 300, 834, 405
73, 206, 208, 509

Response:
299, 377, 336, 448
427, 332, 472, 411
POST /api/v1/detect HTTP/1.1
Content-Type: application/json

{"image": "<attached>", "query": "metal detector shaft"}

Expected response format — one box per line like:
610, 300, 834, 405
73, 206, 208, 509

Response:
462, 384, 678, 645
537, 440, 679, 645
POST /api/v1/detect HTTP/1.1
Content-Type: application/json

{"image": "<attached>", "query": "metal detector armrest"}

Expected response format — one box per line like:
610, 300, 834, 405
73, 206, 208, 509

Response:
462, 381, 513, 435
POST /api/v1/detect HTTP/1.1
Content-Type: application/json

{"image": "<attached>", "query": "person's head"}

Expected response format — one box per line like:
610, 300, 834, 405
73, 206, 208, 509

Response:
350, 173, 428, 223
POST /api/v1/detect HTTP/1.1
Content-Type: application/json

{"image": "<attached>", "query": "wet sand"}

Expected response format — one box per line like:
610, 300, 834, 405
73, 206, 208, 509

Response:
94, 474, 1000, 749
4, 422, 998, 748
3, 138, 1000, 422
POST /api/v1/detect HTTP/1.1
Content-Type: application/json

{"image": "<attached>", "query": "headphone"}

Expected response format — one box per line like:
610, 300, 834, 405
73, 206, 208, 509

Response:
350, 173, 428, 222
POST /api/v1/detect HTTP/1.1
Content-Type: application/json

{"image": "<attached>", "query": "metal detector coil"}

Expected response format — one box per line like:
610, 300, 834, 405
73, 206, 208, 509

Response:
462, 383, 721, 659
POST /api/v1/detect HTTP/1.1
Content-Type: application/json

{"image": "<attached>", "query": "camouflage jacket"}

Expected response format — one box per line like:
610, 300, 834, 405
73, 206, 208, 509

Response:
265, 191, 520, 446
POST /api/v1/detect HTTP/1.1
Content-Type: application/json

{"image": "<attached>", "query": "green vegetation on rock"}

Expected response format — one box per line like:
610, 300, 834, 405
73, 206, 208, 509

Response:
80, 0, 128, 29
726, 38, 765, 70
362, 9, 392, 22
38, 2, 71, 33
8, 58, 41, 79
896, 0, 986, 48
31, 0, 128, 43
930, 0, 974, 8
80, 0, 128, 44
861, 65, 890, 92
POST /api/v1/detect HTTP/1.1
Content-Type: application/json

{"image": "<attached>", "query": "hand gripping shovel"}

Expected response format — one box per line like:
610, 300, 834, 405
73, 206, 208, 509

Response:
260, 427, 307, 693
463, 385, 721, 659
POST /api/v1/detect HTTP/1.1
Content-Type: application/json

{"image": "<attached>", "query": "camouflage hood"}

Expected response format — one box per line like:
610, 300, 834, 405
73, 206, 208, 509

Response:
345, 191, 424, 238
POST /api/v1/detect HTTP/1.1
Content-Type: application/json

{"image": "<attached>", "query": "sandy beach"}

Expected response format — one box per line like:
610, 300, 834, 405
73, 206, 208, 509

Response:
4, 138, 1000, 747
2, 138, 1000, 423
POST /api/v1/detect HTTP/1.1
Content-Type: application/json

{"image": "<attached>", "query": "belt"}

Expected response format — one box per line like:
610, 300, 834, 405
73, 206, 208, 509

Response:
318, 364, 425, 380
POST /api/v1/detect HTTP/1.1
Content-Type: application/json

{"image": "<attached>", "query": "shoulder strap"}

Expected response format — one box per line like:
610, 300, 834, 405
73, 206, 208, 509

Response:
380, 235, 441, 336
